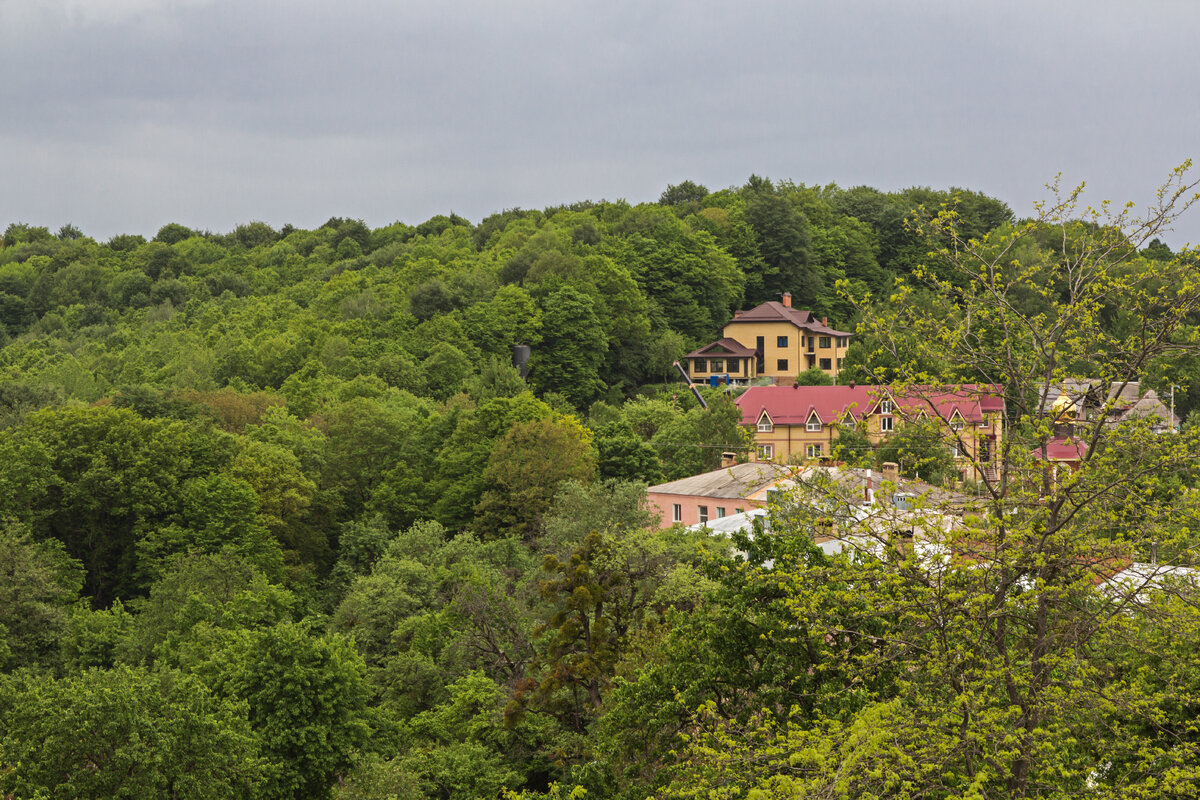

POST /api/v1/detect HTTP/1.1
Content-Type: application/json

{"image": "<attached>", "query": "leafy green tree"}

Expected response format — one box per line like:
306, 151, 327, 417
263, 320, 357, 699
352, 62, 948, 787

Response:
515, 524, 716, 734
0, 523, 84, 670
830, 422, 873, 467
742, 183, 816, 305
154, 222, 196, 244
0, 666, 265, 800
874, 418, 957, 485
793, 364, 834, 385
658, 180, 709, 210
650, 396, 749, 480
215, 623, 370, 800
593, 418, 663, 483
474, 416, 597, 540
121, 551, 296, 667
0, 406, 238, 602
529, 285, 607, 410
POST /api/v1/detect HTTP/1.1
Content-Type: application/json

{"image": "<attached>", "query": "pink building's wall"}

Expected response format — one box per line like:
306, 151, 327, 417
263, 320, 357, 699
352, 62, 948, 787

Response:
645, 491, 767, 529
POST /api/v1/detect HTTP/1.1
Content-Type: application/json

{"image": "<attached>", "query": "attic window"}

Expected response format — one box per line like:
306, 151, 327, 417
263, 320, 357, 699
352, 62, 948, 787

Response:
950, 416, 965, 431
806, 414, 822, 432
880, 400, 894, 414
757, 415, 773, 433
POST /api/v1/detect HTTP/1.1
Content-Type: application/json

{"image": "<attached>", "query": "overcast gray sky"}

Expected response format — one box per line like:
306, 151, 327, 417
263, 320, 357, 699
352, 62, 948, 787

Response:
2, 0, 1197, 245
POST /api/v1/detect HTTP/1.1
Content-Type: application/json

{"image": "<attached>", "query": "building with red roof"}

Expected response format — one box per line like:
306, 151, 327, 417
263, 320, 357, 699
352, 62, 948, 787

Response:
735, 383, 1005, 482
684, 293, 852, 384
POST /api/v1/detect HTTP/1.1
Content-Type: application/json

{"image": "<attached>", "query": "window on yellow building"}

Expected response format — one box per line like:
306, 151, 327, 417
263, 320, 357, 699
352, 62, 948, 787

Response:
694, 359, 707, 373
776, 359, 788, 371
777, 335, 788, 347
881, 417, 894, 432
709, 358, 724, 372
806, 443, 823, 458
819, 336, 831, 348
819, 358, 831, 370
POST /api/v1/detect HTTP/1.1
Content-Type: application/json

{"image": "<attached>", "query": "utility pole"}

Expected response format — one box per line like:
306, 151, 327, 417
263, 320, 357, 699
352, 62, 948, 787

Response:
1170, 384, 1179, 433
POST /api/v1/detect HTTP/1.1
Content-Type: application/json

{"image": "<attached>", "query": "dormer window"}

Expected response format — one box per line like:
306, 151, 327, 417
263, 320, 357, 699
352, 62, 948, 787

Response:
950, 414, 965, 431
880, 400, 893, 414
757, 413, 774, 433
806, 413, 822, 432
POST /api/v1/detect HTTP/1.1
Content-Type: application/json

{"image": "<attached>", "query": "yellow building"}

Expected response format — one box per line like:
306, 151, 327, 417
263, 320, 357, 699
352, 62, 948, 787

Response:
685, 293, 851, 384
736, 384, 1006, 483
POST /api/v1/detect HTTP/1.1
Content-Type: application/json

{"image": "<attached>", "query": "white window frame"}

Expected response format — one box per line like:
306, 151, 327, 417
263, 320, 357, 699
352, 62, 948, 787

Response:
806, 414, 822, 432
672, 503, 682, 523
880, 400, 894, 414
698, 505, 709, 524
716, 507, 726, 518
806, 443, 823, 458
757, 415, 774, 433
880, 417, 894, 432
758, 444, 774, 460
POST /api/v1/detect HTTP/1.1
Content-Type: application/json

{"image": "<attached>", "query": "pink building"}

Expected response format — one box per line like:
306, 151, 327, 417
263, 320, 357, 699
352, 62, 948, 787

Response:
645, 462, 796, 529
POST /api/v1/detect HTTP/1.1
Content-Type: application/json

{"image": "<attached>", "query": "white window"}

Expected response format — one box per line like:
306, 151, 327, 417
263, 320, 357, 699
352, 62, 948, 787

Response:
950, 415, 965, 431
672, 503, 682, 523
757, 414, 773, 433
716, 507, 726, 518
806, 443, 823, 458
758, 444, 774, 460
881, 417, 894, 432
880, 400, 893, 414
806, 415, 821, 432
698, 505, 709, 524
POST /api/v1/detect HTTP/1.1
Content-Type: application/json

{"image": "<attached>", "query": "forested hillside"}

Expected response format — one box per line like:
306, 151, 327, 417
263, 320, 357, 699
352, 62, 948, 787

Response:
2, 173, 1199, 799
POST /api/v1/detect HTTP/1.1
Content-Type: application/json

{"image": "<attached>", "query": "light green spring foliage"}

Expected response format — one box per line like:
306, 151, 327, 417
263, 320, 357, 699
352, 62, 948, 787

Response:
653, 165, 1200, 798
6, 176, 1199, 799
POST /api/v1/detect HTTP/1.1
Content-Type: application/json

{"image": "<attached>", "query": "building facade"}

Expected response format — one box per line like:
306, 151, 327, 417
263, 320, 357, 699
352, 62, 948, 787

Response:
685, 293, 852, 384
736, 383, 1005, 482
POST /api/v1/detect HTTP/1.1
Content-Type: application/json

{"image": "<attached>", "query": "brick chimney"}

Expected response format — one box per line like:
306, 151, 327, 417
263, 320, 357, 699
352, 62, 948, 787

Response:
781, 292, 792, 308
733, 309, 744, 318
822, 316, 828, 326
882, 461, 899, 483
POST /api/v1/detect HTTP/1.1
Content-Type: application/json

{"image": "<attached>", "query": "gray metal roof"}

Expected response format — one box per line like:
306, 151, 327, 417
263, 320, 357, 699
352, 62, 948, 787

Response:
648, 461, 793, 499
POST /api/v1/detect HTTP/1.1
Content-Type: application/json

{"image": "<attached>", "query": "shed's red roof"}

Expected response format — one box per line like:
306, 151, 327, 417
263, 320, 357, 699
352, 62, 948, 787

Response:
1032, 436, 1089, 461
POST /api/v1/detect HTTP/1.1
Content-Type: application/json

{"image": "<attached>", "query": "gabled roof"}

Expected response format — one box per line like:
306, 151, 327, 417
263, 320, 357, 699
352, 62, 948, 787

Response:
724, 301, 852, 336
647, 461, 794, 499
1118, 389, 1180, 428
684, 337, 758, 359
736, 384, 1005, 427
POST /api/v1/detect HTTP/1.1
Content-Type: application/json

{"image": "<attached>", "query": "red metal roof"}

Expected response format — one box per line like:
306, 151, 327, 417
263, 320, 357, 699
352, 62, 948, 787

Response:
737, 384, 1005, 426
1032, 436, 1089, 461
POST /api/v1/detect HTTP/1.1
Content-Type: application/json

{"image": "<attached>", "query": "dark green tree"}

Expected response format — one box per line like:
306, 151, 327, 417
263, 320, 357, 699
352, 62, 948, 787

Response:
529, 285, 608, 409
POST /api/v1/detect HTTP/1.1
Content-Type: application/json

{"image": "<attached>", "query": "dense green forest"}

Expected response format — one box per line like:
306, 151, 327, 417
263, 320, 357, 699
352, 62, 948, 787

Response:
2, 172, 1200, 799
